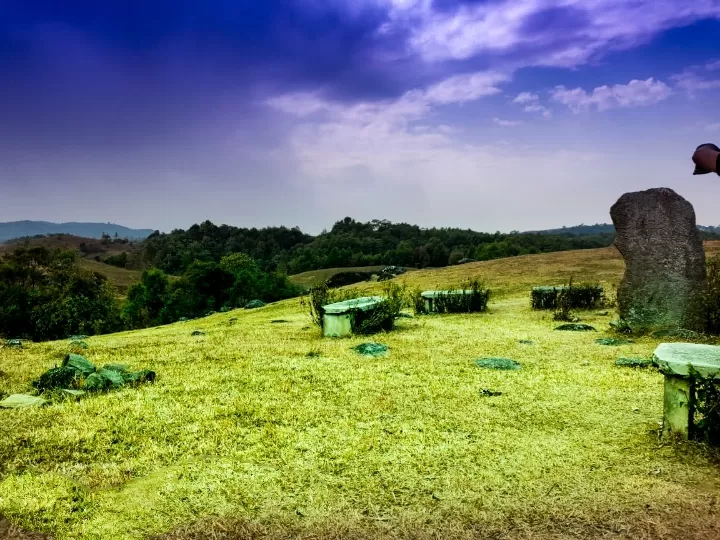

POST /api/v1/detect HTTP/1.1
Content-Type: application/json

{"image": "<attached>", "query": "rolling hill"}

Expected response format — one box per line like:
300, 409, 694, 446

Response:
2, 244, 720, 539
0, 220, 153, 242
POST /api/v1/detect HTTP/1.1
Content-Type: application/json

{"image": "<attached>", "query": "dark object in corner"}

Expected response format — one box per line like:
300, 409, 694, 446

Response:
693, 143, 720, 175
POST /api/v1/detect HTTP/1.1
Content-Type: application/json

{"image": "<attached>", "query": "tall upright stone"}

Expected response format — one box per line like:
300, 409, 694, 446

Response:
610, 187, 707, 333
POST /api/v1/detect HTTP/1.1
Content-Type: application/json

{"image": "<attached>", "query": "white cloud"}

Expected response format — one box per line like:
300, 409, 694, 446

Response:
523, 103, 552, 118
551, 77, 672, 112
671, 68, 720, 96
379, 0, 720, 69
512, 92, 539, 104
493, 117, 522, 127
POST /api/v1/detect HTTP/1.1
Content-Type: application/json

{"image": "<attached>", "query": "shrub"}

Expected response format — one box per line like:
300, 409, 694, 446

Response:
706, 255, 720, 334
532, 280, 604, 310
103, 252, 128, 268
424, 279, 490, 314
688, 366, 720, 446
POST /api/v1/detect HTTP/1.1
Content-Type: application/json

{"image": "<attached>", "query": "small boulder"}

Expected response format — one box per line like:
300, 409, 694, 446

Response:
479, 389, 502, 396
475, 358, 521, 370
5, 339, 23, 348
555, 323, 597, 332
0, 394, 47, 409
518, 339, 535, 345
595, 337, 633, 346
191, 330, 205, 336
352, 343, 389, 357
615, 357, 653, 368
245, 300, 266, 309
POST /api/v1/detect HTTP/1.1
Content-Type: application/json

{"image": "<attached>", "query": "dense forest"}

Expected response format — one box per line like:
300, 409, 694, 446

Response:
138, 218, 624, 275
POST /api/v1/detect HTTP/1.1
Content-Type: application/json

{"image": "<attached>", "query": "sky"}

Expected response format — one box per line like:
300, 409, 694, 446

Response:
2, 0, 720, 234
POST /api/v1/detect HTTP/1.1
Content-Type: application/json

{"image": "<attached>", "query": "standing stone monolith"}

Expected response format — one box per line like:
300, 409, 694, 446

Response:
610, 187, 707, 333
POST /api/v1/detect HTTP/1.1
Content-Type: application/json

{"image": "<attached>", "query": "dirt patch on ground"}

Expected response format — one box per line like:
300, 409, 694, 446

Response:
0, 515, 52, 540
155, 503, 720, 540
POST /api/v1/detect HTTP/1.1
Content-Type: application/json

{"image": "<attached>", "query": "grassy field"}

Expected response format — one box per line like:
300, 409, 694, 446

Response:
1, 245, 720, 539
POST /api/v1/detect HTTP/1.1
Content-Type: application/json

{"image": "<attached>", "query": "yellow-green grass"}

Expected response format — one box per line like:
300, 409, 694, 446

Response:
2, 246, 720, 539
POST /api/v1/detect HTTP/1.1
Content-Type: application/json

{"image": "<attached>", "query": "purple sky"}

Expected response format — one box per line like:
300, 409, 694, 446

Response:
2, 1, 720, 234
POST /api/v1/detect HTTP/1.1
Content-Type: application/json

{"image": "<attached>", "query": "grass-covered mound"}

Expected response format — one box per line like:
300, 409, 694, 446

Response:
1, 246, 720, 539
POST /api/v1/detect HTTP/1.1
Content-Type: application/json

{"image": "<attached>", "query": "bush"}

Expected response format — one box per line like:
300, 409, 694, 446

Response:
706, 256, 720, 334
689, 366, 720, 446
422, 279, 490, 314
532, 280, 604, 310
103, 252, 128, 268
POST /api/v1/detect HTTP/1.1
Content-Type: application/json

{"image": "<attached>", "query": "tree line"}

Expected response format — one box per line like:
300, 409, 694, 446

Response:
138, 218, 624, 275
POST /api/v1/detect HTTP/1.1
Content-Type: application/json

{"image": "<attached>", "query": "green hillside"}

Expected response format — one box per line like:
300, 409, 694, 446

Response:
1, 245, 720, 539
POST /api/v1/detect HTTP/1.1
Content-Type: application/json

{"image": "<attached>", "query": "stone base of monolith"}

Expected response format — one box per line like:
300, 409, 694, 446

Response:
610, 187, 707, 333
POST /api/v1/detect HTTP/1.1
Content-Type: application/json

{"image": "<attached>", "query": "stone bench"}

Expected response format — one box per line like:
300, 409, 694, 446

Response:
322, 296, 386, 337
652, 343, 720, 439
420, 290, 487, 313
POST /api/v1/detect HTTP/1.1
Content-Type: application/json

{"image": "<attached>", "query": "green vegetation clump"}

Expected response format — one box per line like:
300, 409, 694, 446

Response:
533, 281, 604, 311
688, 366, 720, 446
475, 357, 522, 370
0, 247, 120, 341
424, 279, 490, 314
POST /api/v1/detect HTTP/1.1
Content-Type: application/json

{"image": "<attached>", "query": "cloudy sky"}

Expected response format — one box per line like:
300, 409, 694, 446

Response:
2, 0, 720, 234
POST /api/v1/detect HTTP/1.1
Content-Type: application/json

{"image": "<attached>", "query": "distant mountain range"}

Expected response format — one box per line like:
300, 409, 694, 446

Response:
526, 223, 720, 236
0, 221, 154, 242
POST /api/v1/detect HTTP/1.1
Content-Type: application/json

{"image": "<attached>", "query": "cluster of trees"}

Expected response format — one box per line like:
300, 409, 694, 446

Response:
0, 247, 120, 341
122, 253, 298, 328
0, 248, 299, 341
137, 218, 619, 276
140, 221, 312, 274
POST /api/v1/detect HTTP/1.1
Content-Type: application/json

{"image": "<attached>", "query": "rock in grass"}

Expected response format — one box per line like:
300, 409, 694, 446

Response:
63, 354, 96, 376
245, 299, 266, 309
650, 328, 702, 339
519, 339, 535, 345
271, 319, 290, 324
191, 330, 205, 336
306, 351, 321, 358
5, 339, 23, 348
555, 323, 597, 332
615, 357, 653, 368
69, 340, 89, 349
84, 369, 126, 392
352, 343, 389, 357
475, 358, 521, 370
0, 394, 47, 409
479, 389, 502, 396
33, 366, 81, 392
595, 337, 633, 346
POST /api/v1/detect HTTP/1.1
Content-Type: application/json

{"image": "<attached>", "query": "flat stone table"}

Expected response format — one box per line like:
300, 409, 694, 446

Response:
653, 343, 720, 439
421, 290, 485, 313
322, 296, 385, 338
